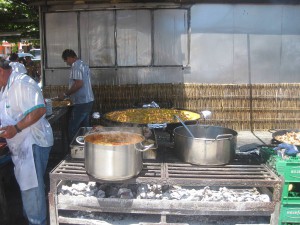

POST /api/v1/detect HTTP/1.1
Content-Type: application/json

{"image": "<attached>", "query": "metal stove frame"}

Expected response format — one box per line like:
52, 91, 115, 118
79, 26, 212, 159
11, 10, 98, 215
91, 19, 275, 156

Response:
49, 154, 282, 225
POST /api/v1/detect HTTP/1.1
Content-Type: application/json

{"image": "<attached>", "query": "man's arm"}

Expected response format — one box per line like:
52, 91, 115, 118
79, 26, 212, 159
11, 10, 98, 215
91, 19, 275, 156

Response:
65, 79, 83, 96
58, 79, 83, 100
0, 107, 46, 139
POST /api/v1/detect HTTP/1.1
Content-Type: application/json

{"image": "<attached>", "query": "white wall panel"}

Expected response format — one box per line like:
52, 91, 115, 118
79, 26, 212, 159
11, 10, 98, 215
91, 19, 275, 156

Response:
80, 11, 115, 66
232, 34, 249, 83
280, 35, 300, 82
154, 9, 188, 66
282, 5, 300, 34
44, 69, 69, 85
191, 4, 233, 33
190, 33, 234, 83
250, 35, 282, 83
45, 12, 78, 68
234, 5, 282, 34
116, 10, 151, 66
190, 4, 300, 84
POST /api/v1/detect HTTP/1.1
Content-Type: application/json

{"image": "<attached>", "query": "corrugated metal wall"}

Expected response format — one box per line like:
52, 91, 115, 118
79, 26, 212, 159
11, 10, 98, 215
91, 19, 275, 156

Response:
189, 4, 300, 84
42, 4, 300, 85
41, 3, 300, 130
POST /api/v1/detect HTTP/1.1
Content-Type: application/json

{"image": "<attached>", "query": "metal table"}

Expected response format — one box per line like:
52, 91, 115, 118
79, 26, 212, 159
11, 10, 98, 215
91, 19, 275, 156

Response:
46, 107, 69, 153
46, 107, 69, 125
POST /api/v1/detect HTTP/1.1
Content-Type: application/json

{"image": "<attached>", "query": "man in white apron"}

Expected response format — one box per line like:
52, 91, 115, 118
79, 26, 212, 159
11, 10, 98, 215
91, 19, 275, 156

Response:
0, 59, 53, 225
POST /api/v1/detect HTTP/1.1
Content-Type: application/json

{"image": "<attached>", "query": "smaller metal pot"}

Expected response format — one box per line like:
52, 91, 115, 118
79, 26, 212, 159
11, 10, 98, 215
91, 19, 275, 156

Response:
174, 125, 237, 165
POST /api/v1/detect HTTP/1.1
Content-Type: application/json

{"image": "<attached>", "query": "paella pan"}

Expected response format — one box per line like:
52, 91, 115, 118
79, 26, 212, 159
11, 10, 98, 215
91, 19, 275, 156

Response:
272, 129, 300, 147
101, 108, 201, 128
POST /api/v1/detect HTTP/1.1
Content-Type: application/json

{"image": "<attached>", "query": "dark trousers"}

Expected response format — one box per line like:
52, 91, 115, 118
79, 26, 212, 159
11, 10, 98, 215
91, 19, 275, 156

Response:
68, 101, 94, 142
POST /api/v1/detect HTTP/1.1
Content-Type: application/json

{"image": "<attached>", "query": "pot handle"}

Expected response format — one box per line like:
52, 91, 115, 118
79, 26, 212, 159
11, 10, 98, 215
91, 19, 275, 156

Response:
216, 134, 233, 140
76, 136, 85, 145
135, 143, 155, 152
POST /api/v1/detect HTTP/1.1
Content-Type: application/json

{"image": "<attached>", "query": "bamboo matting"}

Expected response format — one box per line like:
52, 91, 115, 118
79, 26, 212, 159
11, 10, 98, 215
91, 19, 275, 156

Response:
43, 83, 300, 131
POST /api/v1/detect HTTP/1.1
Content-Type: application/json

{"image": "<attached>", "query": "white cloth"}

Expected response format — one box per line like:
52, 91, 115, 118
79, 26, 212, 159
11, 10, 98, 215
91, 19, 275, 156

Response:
9, 62, 27, 74
0, 71, 53, 190
0, 101, 38, 191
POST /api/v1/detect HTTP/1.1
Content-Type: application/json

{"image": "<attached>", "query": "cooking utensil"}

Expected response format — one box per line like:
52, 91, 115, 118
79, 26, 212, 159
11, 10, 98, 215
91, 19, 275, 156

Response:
200, 110, 212, 120
71, 127, 157, 159
101, 108, 201, 132
270, 129, 300, 148
78, 129, 153, 181
196, 110, 212, 126
173, 115, 195, 138
174, 125, 237, 165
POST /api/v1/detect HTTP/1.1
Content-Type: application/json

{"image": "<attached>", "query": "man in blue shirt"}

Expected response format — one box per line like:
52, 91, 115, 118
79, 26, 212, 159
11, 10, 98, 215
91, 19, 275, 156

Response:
59, 49, 94, 141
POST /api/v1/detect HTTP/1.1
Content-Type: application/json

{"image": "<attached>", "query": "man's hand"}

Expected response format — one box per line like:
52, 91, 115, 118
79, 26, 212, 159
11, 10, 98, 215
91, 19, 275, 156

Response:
58, 92, 65, 100
0, 107, 46, 139
0, 125, 18, 139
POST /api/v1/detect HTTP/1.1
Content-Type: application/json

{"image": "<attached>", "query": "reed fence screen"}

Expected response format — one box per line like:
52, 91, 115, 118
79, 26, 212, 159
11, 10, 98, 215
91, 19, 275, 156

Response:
43, 83, 300, 131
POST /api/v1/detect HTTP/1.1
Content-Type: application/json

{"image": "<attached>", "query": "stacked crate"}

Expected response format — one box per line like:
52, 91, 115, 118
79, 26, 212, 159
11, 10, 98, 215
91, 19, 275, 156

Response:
276, 158, 300, 224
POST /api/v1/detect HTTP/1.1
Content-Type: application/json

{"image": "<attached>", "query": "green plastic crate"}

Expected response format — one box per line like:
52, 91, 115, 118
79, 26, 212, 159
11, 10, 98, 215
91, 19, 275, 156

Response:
276, 159, 286, 176
280, 222, 300, 225
281, 182, 300, 205
284, 164, 300, 181
260, 146, 276, 163
275, 157, 300, 182
280, 204, 300, 223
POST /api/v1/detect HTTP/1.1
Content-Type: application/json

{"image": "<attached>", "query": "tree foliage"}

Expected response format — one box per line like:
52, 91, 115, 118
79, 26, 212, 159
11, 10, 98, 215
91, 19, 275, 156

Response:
0, 0, 39, 42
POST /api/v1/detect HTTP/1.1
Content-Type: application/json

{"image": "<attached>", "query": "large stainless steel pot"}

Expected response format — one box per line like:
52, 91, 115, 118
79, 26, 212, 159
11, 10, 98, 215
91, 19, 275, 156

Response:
174, 125, 238, 165
79, 130, 153, 181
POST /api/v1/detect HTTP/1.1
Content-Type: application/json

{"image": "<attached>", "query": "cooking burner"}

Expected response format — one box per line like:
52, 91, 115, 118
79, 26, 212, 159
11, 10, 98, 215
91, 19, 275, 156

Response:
50, 154, 280, 188
49, 130, 282, 225
49, 156, 281, 224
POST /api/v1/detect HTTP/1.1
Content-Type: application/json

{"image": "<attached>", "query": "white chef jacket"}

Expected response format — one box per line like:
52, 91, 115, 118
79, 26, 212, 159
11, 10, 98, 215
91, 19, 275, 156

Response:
0, 71, 53, 147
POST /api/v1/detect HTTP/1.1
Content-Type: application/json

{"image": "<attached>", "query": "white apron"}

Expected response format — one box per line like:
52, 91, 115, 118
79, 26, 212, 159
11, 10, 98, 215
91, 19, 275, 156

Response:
0, 93, 38, 191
